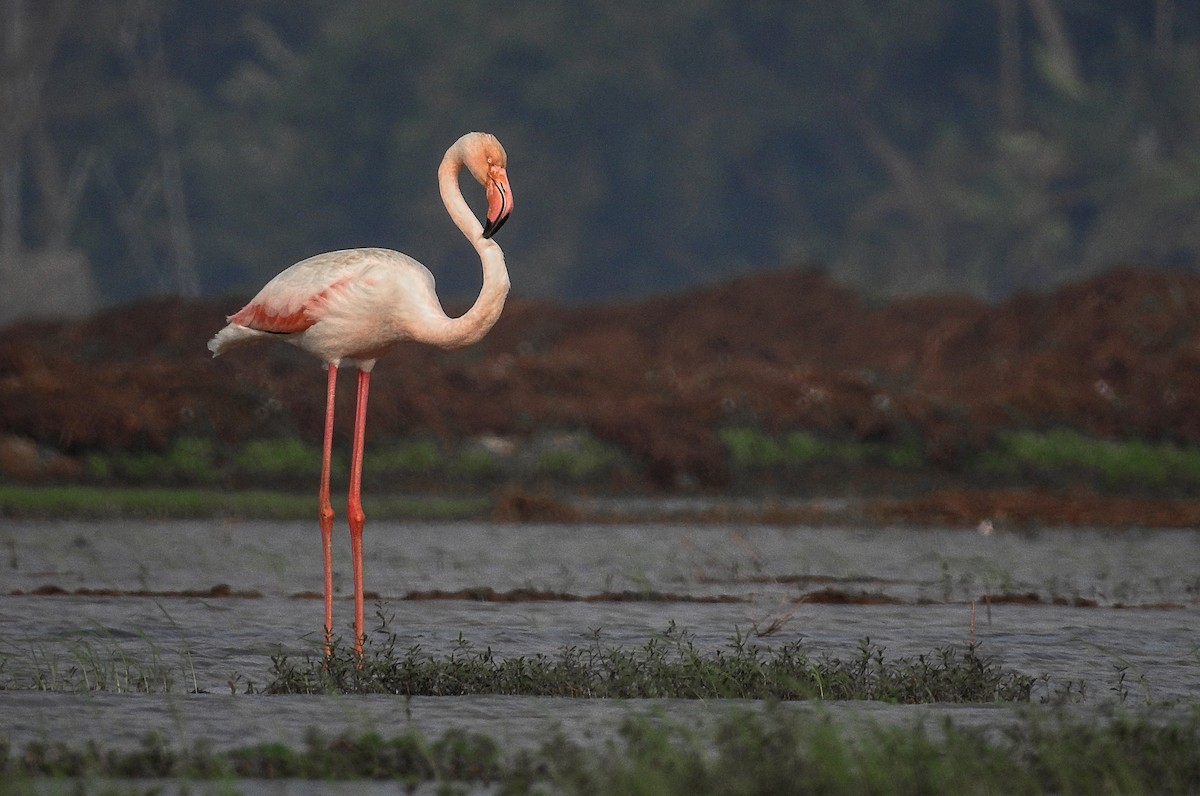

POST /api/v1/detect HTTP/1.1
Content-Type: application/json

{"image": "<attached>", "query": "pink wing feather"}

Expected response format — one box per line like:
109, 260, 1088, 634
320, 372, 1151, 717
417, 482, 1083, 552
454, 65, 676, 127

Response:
227, 253, 369, 333
229, 283, 341, 334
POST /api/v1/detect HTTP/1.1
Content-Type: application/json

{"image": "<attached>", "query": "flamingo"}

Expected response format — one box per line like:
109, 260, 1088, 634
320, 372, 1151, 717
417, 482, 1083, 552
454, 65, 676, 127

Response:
208, 132, 513, 654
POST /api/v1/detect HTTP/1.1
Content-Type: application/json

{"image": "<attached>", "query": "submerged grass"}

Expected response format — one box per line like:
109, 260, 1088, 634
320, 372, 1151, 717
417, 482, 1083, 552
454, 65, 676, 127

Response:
3, 709, 1199, 793
0, 613, 1035, 703
3, 628, 176, 694
265, 614, 1036, 703
3, 609, 198, 694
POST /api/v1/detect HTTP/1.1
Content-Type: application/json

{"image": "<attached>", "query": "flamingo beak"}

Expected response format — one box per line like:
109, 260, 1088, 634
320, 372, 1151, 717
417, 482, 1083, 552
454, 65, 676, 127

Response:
482, 166, 512, 239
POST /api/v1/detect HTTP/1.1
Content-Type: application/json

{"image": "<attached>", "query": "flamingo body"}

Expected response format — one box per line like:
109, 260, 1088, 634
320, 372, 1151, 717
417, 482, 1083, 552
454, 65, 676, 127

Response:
208, 132, 513, 653
209, 247, 453, 367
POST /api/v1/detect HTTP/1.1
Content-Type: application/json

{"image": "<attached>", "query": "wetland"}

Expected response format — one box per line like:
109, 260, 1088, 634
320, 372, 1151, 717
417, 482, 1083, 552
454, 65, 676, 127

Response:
2, 518, 1198, 792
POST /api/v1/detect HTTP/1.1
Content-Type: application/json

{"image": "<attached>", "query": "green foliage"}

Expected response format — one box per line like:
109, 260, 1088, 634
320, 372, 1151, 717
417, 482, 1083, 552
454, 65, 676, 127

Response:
979, 429, 1200, 491
530, 710, 1200, 796
449, 447, 504, 481
720, 427, 786, 470
368, 439, 444, 478
83, 452, 111, 481
86, 436, 327, 488
6, 712, 1200, 792
2, 607, 1197, 791
234, 438, 325, 481
533, 433, 622, 481
883, 436, 925, 468
719, 427, 923, 473
83, 438, 219, 485
266, 615, 1034, 702
164, 437, 221, 485
110, 450, 165, 484
19, 3, 1200, 305
4, 728, 502, 782
2, 628, 177, 694
24, 425, 1200, 502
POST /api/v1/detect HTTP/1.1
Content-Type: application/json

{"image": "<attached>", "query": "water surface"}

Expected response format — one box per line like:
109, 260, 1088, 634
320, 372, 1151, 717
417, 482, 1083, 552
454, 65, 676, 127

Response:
2, 518, 1197, 752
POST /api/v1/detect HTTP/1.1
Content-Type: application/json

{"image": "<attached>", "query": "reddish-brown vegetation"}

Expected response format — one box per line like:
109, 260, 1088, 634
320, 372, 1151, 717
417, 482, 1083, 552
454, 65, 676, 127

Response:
2, 266, 1199, 498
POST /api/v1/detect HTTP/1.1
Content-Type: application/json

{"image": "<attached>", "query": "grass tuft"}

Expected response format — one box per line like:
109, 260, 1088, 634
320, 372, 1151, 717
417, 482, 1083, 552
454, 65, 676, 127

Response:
2, 629, 176, 694
264, 611, 1035, 702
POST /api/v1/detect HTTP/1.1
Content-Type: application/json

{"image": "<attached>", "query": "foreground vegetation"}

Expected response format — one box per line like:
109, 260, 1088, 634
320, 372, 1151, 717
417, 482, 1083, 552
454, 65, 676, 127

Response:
2, 619, 1036, 704
3, 709, 1199, 793
3, 617, 1195, 791
265, 620, 1036, 702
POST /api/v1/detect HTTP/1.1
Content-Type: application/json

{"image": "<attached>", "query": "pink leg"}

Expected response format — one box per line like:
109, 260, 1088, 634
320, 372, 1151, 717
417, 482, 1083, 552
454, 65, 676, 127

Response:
318, 363, 337, 654
347, 368, 371, 655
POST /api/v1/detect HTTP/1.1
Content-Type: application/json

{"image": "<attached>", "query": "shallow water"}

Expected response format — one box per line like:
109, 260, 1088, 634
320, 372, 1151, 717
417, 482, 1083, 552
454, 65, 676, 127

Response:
1, 517, 1198, 756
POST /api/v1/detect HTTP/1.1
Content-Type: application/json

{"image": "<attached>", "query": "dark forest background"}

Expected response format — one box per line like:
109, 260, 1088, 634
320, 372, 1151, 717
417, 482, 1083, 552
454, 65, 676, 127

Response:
2, 0, 1199, 324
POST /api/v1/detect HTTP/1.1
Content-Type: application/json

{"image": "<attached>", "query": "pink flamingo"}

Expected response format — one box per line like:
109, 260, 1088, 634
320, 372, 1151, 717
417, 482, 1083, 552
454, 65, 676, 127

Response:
208, 132, 513, 653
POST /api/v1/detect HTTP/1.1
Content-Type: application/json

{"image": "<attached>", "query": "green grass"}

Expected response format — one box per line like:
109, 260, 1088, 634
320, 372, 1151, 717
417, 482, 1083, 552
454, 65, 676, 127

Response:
976, 429, 1200, 491
718, 427, 925, 474
0, 429, 632, 519
533, 433, 623, 481
3, 710, 1198, 793
448, 445, 505, 480
71, 430, 624, 488
0, 610, 1062, 703
3, 618, 1194, 791
234, 437, 326, 481
718, 425, 1200, 493
6, 633, 176, 695
264, 616, 1036, 702
0, 484, 490, 520
368, 438, 443, 476
0, 620, 1036, 702
1, 620, 194, 695
11, 427, 1200, 517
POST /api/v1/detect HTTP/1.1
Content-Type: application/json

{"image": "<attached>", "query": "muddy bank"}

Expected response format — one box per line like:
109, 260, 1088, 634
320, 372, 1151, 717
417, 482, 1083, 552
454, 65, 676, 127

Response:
1, 266, 1199, 512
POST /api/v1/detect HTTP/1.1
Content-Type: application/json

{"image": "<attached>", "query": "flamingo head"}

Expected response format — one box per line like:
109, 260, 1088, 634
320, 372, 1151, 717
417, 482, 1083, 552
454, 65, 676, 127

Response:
459, 132, 512, 239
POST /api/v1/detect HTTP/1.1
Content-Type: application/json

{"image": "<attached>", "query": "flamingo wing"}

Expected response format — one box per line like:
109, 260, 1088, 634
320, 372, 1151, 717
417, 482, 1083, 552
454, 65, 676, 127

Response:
229, 281, 343, 334
228, 250, 374, 334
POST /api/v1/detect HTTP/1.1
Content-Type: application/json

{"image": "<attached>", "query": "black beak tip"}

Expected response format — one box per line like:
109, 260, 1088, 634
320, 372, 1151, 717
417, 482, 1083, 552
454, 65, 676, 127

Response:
482, 214, 509, 239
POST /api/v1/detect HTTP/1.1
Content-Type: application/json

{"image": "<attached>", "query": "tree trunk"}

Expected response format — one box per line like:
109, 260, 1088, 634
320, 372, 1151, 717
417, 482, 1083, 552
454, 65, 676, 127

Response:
120, 0, 200, 296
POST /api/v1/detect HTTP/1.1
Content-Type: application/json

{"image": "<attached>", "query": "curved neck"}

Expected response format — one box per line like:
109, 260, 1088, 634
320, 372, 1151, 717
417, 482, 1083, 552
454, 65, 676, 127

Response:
439, 148, 486, 243
430, 146, 511, 349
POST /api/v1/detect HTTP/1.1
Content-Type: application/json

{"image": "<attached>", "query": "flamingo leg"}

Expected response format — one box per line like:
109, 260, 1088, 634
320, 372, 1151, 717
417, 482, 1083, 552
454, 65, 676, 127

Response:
347, 367, 371, 655
318, 363, 337, 654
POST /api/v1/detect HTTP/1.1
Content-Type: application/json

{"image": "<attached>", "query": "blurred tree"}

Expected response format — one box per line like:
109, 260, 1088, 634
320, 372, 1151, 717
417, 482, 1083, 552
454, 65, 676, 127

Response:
0, 0, 102, 322
115, 0, 199, 296
821, 0, 1200, 297
4, 0, 1200, 318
